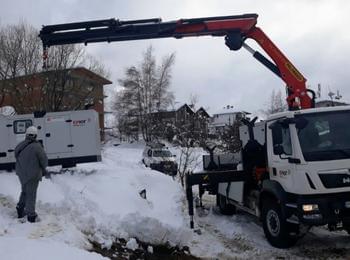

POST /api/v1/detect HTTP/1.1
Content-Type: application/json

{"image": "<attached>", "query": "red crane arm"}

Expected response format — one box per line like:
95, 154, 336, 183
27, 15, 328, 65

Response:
245, 27, 313, 109
39, 14, 315, 110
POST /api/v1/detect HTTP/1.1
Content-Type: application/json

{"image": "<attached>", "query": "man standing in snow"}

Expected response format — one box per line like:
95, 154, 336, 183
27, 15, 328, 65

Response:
15, 126, 48, 223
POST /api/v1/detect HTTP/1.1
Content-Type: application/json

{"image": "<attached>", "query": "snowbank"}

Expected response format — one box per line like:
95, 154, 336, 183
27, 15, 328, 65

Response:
0, 237, 105, 260
2, 142, 348, 259
0, 143, 191, 259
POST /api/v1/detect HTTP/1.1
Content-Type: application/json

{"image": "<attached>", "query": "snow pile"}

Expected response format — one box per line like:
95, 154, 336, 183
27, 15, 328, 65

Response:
0, 143, 191, 259
3, 142, 349, 259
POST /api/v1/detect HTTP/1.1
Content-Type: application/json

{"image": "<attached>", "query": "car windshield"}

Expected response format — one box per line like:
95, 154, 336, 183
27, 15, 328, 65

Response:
297, 110, 350, 161
153, 150, 172, 157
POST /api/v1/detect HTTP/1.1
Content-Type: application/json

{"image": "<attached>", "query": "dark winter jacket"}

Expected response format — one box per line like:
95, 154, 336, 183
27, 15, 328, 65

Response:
15, 138, 48, 185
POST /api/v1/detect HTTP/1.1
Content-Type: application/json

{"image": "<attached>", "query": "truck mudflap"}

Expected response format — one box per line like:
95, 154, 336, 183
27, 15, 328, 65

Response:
294, 192, 350, 226
185, 170, 247, 228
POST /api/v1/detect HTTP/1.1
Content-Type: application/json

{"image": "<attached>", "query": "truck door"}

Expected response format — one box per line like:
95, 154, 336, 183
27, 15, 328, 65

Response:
2, 118, 34, 167
0, 118, 12, 165
267, 121, 296, 191
44, 114, 72, 154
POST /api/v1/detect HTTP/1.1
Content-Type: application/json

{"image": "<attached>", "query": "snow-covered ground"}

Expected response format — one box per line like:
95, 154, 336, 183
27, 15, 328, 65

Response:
0, 143, 350, 259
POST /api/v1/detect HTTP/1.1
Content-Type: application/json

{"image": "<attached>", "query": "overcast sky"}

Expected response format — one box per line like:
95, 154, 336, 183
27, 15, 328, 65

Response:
1, 0, 349, 115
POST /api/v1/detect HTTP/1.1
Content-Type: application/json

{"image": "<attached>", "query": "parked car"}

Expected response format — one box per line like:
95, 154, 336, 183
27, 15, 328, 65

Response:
142, 143, 177, 176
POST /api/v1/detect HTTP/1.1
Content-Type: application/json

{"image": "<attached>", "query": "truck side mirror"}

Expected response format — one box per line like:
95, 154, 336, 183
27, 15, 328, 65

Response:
273, 144, 285, 155
295, 116, 308, 130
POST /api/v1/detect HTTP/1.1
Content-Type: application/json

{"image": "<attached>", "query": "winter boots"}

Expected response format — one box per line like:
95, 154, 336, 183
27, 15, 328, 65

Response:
17, 207, 39, 223
16, 206, 26, 219
27, 214, 39, 223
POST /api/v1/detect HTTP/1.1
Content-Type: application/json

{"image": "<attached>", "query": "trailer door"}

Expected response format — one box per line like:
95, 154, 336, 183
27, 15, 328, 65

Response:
44, 114, 72, 154
0, 118, 12, 164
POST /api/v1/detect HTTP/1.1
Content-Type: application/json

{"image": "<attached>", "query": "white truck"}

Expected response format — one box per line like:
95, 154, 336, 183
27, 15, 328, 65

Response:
142, 142, 178, 176
0, 109, 101, 170
38, 13, 350, 248
187, 105, 350, 248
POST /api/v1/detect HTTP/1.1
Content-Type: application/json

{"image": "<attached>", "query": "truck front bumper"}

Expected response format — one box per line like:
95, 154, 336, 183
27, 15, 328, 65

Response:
294, 192, 350, 226
150, 163, 177, 176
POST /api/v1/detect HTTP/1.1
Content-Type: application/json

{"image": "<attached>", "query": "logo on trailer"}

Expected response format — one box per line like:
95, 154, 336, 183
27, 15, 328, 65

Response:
46, 117, 64, 123
73, 120, 87, 126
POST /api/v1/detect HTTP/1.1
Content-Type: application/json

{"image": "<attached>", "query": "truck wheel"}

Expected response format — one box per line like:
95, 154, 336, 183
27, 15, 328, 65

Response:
262, 199, 298, 248
343, 224, 350, 234
217, 194, 236, 215
62, 163, 76, 168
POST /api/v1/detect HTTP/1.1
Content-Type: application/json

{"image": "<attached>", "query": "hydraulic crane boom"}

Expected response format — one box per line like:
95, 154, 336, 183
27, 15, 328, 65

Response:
39, 13, 315, 110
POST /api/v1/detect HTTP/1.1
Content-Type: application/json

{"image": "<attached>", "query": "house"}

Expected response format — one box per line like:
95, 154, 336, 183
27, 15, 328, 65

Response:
150, 103, 210, 140
194, 107, 211, 138
209, 105, 250, 135
0, 67, 112, 139
315, 100, 348, 107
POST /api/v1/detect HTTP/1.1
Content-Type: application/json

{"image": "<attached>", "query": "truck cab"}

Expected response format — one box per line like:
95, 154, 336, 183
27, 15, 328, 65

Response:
216, 105, 350, 248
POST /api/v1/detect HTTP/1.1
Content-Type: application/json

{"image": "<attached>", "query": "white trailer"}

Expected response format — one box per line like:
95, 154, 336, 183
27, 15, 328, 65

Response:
0, 109, 101, 170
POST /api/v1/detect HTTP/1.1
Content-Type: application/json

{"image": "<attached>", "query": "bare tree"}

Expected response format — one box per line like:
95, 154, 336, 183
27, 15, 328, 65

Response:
217, 119, 243, 152
0, 22, 41, 111
262, 89, 288, 117
0, 21, 109, 114
115, 46, 175, 141
174, 129, 202, 187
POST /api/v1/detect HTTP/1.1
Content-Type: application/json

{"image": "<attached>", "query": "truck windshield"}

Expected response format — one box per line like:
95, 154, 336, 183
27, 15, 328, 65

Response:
153, 150, 172, 157
297, 110, 350, 161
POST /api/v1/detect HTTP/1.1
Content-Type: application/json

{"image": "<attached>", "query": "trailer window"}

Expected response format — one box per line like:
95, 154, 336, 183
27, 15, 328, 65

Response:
14, 120, 33, 134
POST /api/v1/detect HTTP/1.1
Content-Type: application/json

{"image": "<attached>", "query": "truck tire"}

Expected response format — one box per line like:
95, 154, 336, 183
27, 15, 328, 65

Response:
343, 224, 350, 235
217, 194, 236, 215
62, 163, 76, 168
262, 199, 298, 248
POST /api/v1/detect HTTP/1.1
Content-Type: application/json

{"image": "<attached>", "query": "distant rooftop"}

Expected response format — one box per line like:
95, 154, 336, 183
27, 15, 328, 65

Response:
213, 105, 250, 115
315, 100, 348, 107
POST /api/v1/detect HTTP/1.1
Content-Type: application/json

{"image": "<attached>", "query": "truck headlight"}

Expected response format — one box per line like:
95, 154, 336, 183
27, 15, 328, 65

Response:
302, 204, 319, 212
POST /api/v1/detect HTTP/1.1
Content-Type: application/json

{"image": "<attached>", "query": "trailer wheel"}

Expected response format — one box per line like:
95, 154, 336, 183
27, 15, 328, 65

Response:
217, 194, 236, 215
262, 199, 298, 248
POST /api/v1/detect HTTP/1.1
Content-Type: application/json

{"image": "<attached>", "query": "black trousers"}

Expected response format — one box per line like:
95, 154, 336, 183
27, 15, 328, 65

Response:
17, 179, 39, 217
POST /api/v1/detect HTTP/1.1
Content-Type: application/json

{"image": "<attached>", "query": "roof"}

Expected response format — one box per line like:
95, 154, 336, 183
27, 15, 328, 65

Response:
168, 103, 194, 112
196, 107, 210, 118
213, 105, 250, 116
267, 105, 350, 121
0, 66, 112, 86
72, 67, 112, 85
315, 100, 348, 107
